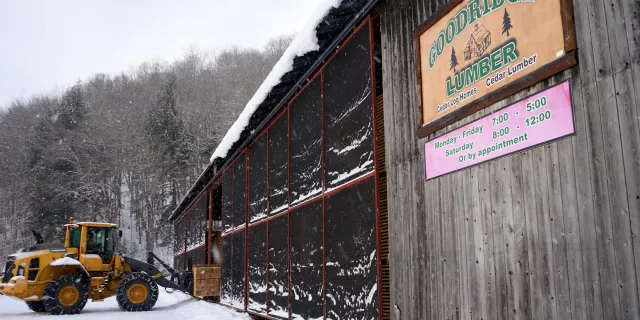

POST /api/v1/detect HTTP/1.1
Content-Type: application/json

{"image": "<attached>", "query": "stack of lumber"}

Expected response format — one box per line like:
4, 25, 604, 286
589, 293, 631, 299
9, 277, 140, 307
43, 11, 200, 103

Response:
192, 264, 220, 297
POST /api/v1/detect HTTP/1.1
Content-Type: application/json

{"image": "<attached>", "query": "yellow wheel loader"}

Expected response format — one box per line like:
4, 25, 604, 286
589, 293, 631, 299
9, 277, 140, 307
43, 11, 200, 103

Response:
0, 218, 192, 315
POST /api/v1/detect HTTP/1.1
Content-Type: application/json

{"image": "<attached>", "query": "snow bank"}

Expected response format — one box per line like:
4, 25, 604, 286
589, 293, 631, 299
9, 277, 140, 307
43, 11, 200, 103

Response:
50, 257, 82, 266
210, 0, 343, 163
1, 289, 250, 319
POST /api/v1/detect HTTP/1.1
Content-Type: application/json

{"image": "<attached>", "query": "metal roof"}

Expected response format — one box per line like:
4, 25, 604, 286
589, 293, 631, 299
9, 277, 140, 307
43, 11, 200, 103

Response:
169, 0, 378, 222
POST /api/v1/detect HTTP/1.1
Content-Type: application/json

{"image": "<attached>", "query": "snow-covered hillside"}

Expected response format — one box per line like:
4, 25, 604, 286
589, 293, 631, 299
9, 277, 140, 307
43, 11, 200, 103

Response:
0, 290, 249, 320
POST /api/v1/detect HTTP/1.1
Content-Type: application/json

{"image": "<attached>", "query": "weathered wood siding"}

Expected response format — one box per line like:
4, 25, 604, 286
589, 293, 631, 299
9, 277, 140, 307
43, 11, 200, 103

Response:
380, 0, 640, 319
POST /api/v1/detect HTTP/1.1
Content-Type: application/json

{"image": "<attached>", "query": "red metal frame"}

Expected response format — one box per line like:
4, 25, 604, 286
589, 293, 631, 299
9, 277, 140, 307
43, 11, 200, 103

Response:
219, 302, 244, 312
177, 183, 217, 268
287, 103, 291, 319
287, 208, 292, 319
265, 219, 270, 316
206, 180, 222, 264
231, 156, 236, 229
220, 232, 231, 303
321, 69, 327, 320
245, 107, 286, 228
223, 225, 246, 236
184, 243, 207, 251
220, 174, 224, 233
245, 130, 267, 224
247, 310, 280, 320
176, 202, 188, 268
229, 158, 235, 304
368, 15, 383, 320
207, 188, 213, 264
245, 149, 250, 311
265, 121, 271, 316
322, 197, 327, 320
177, 15, 383, 320
181, 181, 211, 215
320, 18, 371, 77
175, 17, 370, 223
219, 165, 232, 305
183, 214, 187, 269
262, 106, 289, 146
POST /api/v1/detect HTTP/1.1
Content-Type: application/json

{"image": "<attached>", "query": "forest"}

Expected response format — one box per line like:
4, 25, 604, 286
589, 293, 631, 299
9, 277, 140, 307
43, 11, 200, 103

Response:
0, 36, 292, 262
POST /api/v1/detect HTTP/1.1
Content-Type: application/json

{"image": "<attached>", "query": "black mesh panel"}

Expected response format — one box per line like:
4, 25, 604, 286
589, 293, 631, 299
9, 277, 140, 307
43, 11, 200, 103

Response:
325, 178, 378, 319
173, 255, 179, 271
233, 154, 247, 227
231, 231, 245, 309
268, 214, 289, 319
212, 186, 222, 221
290, 201, 323, 319
290, 77, 322, 205
194, 194, 207, 248
248, 223, 267, 314
221, 236, 232, 304
195, 246, 206, 265
186, 251, 193, 270
174, 221, 184, 268
324, 23, 374, 190
174, 252, 185, 271
222, 172, 233, 232
186, 212, 193, 251
249, 134, 267, 223
268, 114, 288, 214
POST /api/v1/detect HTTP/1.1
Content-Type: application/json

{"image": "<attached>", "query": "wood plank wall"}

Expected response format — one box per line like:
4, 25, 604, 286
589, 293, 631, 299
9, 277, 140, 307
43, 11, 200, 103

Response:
379, 0, 640, 319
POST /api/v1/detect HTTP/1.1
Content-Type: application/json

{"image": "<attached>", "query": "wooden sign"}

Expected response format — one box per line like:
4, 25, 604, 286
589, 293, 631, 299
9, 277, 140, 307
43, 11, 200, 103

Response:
414, 0, 576, 138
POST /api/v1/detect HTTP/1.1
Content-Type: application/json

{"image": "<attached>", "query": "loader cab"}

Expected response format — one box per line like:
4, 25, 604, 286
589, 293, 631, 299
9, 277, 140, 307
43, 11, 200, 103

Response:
64, 220, 118, 272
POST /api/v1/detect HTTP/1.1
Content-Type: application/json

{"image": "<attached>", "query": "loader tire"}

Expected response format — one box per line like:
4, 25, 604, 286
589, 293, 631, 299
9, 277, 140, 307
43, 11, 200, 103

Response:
116, 272, 159, 311
43, 275, 89, 315
25, 301, 47, 312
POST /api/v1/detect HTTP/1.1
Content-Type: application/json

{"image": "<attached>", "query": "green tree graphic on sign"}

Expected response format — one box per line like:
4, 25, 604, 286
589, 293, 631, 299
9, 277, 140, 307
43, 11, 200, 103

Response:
450, 48, 459, 73
502, 9, 513, 36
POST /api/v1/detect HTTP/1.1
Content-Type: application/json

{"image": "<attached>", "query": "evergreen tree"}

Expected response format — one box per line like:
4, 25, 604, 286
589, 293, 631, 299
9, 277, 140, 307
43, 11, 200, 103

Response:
502, 9, 513, 36
144, 75, 193, 251
145, 75, 193, 187
27, 84, 89, 240
27, 114, 62, 240
450, 48, 459, 73
58, 82, 87, 129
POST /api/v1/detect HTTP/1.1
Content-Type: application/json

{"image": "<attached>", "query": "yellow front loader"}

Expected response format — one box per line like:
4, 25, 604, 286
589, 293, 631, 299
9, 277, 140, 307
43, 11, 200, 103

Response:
0, 218, 192, 315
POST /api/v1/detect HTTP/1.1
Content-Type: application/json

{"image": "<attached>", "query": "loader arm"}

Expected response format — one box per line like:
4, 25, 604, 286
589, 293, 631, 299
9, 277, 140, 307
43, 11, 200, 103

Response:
122, 256, 187, 292
146, 251, 179, 278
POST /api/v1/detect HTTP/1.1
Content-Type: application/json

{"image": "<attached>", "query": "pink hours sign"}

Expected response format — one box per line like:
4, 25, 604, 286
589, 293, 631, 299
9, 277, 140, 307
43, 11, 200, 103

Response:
424, 81, 575, 180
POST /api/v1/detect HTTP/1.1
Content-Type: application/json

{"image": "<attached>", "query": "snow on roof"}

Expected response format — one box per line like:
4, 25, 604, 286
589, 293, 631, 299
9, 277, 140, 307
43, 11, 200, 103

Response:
209, 0, 343, 163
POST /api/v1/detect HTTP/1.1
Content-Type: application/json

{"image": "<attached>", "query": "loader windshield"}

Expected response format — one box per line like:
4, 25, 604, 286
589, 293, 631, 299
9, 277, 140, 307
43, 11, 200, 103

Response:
86, 227, 115, 264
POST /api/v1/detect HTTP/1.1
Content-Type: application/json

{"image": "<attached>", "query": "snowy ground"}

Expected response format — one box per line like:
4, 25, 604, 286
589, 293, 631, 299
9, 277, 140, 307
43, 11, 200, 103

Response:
0, 290, 250, 320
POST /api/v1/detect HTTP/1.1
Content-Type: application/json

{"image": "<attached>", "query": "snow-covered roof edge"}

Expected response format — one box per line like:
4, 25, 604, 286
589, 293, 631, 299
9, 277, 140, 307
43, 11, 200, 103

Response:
169, 0, 377, 222
209, 0, 343, 163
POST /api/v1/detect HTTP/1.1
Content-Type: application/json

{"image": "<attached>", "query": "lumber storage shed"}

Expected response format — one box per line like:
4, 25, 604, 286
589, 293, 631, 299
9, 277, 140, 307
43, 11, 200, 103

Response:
170, 0, 640, 319
170, 0, 389, 319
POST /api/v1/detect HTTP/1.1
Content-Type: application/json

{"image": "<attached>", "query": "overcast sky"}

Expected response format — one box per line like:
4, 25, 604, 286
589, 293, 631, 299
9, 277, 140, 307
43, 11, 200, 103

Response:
0, 0, 324, 109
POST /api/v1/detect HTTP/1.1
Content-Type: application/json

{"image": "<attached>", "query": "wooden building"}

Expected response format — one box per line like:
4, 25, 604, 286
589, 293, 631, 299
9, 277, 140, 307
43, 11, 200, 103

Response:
170, 0, 640, 319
